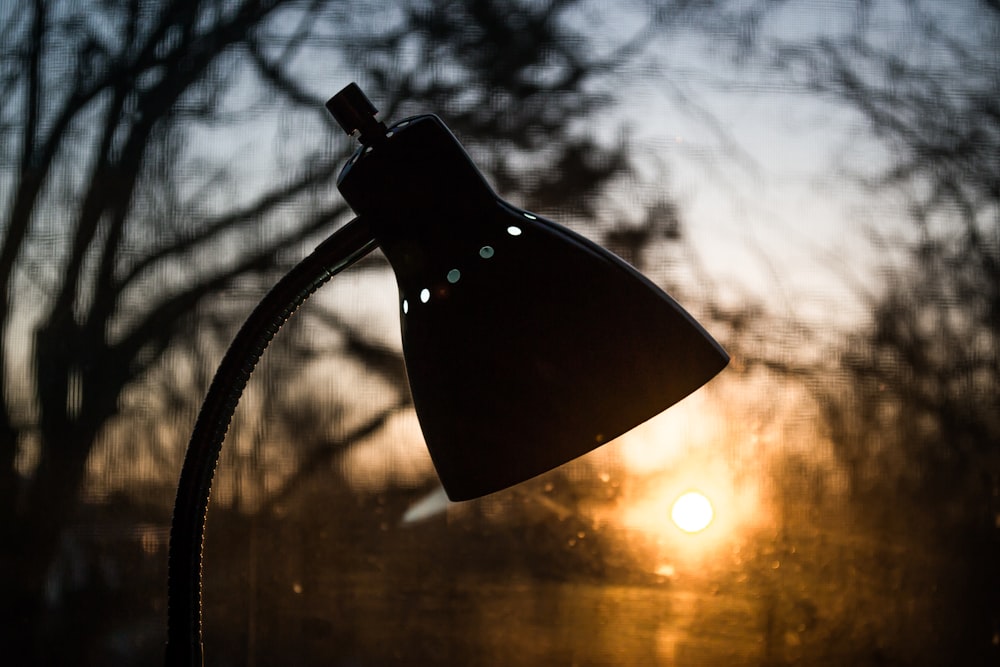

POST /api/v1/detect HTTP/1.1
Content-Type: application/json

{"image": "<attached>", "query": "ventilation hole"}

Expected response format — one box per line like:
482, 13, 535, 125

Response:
386, 130, 395, 138
479, 246, 495, 259
507, 226, 522, 236
420, 288, 430, 303
402, 299, 409, 314
447, 269, 461, 283
523, 212, 537, 220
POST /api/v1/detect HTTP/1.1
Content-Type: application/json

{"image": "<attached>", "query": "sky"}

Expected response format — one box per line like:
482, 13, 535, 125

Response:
300, 0, 980, 528
61, 0, 912, 507
18, 0, 978, 525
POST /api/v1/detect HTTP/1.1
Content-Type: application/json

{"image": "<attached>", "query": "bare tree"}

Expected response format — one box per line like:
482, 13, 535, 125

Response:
728, 0, 1000, 660
0, 1, 355, 656
0, 0, 708, 660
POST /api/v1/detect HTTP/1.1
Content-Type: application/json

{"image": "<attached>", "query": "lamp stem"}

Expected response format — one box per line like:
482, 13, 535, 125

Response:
166, 217, 378, 666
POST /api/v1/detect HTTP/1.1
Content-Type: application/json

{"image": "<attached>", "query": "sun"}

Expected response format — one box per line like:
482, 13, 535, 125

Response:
670, 491, 714, 533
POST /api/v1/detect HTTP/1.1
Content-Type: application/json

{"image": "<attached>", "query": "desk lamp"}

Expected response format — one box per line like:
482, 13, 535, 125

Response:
166, 83, 728, 665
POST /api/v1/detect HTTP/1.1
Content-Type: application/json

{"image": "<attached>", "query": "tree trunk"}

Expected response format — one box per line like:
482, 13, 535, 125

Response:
1, 430, 93, 662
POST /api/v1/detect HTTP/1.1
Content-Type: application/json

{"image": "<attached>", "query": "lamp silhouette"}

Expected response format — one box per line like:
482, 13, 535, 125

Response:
166, 83, 728, 665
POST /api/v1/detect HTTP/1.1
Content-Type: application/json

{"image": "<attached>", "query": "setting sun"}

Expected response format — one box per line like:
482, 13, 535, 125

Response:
671, 491, 714, 533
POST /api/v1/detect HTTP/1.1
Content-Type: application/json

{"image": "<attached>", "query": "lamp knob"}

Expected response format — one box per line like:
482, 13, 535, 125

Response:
326, 83, 388, 147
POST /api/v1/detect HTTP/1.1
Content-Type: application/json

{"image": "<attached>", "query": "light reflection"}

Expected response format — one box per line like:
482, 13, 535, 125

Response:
654, 563, 676, 578
402, 486, 451, 524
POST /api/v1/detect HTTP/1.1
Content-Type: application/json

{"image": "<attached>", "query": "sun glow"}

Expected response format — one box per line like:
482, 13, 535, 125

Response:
612, 387, 773, 565
670, 491, 714, 533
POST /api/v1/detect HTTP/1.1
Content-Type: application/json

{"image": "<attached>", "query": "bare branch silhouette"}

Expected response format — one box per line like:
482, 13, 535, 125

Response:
1, 0, 706, 660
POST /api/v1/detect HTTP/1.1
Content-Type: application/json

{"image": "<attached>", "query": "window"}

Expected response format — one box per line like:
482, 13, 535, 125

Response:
2, 1, 995, 664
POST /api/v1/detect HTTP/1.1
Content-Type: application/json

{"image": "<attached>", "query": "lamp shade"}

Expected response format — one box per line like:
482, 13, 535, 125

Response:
335, 108, 728, 501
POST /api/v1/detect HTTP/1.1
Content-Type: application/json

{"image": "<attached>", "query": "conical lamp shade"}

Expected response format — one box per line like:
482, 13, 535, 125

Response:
337, 113, 728, 500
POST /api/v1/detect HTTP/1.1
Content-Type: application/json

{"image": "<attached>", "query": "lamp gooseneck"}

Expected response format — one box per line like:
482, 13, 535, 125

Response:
165, 217, 377, 666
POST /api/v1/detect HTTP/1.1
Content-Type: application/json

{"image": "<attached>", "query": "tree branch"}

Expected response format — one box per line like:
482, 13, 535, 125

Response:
110, 205, 346, 387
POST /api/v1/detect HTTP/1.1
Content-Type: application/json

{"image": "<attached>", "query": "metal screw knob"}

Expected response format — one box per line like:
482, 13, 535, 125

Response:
326, 83, 388, 147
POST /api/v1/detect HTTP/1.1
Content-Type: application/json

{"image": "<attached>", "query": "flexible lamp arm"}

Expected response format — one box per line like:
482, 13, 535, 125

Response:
165, 216, 377, 666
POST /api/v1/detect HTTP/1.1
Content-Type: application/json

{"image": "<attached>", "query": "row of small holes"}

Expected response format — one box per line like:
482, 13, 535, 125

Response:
402, 221, 529, 313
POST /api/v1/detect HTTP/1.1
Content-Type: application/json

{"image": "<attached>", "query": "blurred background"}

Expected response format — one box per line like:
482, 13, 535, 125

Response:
0, 0, 997, 664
